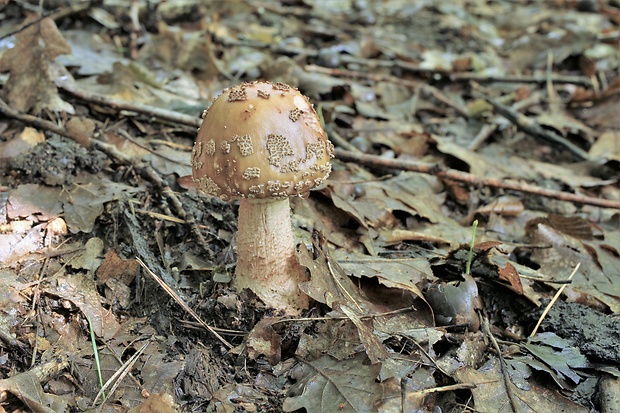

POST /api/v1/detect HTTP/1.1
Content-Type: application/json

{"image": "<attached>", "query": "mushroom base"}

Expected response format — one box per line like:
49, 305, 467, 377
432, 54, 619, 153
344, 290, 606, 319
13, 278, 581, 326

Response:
235, 197, 309, 313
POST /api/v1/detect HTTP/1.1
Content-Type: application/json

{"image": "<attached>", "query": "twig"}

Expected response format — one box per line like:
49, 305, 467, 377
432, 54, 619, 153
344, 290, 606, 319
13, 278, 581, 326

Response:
334, 148, 620, 209
450, 72, 593, 88
0, 325, 29, 352
467, 124, 497, 151
529, 263, 580, 337
136, 258, 234, 349
0, 1, 95, 41
0, 353, 69, 383
116, 129, 190, 167
92, 339, 150, 406
471, 88, 590, 160
305, 64, 469, 117
401, 332, 451, 378
271, 306, 416, 325
336, 55, 593, 88
305, 64, 420, 88
56, 78, 201, 129
411, 382, 476, 396
325, 125, 361, 153
482, 316, 522, 413
128, 0, 141, 60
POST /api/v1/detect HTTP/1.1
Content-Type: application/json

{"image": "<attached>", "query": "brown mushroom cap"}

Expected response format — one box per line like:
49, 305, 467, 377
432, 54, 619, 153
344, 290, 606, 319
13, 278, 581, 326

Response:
192, 81, 334, 200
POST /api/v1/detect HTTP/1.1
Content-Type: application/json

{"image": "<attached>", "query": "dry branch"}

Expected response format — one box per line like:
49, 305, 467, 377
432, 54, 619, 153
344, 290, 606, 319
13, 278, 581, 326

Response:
472, 90, 591, 160
334, 148, 620, 209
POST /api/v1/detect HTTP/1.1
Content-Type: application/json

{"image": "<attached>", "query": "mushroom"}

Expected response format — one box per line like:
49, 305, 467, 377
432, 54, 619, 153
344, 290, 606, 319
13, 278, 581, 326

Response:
191, 81, 334, 313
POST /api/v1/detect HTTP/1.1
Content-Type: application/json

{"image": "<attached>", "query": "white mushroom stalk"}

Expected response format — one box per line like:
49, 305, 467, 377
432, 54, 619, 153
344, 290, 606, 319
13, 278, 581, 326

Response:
191, 81, 334, 314
235, 197, 308, 311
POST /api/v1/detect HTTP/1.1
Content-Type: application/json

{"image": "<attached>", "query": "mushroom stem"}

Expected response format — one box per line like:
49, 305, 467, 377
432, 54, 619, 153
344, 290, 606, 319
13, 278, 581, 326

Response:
235, 197, 309, 313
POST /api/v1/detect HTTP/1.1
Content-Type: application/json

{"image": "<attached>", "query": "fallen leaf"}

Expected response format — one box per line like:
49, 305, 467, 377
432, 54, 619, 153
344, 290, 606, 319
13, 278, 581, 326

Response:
454, 357, 589, 413
0, 17, 74, 113
523, 332, 589, 385
0, 362, 69, 413
283, 352, 382, 413
127, 393, 177, 413
0, 127, 45, 159
245, 317, 282, 365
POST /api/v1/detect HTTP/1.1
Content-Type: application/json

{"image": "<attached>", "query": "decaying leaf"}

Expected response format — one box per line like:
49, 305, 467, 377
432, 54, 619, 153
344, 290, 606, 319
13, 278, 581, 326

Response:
244, 317, 282, 365
0, 17, 74, 113
70, 237, 104, 272
297, 233, 369, 310
50, 271, 120, 340
96, 249, 139, 309
333, 249, 433, 305
523, 332, 589, 385
127, 393, 177, 413
337, 303, 387, 364
455, 357, 589, 413
7, 180, 141, 234
0, 360, 70, 413
283, 353, 382, 413
527, 217, 620, 312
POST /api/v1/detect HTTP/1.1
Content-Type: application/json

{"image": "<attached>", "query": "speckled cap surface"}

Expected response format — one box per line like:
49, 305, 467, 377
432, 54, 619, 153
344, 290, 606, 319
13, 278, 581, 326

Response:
191, 81, 333, 200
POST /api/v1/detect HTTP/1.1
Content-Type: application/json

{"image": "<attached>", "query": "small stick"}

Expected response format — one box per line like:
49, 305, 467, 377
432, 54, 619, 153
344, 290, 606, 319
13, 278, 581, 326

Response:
128, 0, 141, 60
0, 1, 94, 41
450, 72, 593, 88
471, 87, 590, 160
530, 263, 580, 337
335, 55, 593, 88
482, 316, 523, 413
56, 78, 201, 128
136, 258, 234, 349
305, 64, 469, 117
334, 148, 620, 209
467, 124, 497, 151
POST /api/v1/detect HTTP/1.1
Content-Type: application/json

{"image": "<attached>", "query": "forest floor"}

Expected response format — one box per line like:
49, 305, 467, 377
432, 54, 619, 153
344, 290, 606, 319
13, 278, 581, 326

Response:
0, 1, 619, 412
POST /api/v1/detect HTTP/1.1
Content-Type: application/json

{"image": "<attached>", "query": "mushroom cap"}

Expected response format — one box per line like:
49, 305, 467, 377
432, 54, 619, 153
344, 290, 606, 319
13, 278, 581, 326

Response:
191, 81, 333, 200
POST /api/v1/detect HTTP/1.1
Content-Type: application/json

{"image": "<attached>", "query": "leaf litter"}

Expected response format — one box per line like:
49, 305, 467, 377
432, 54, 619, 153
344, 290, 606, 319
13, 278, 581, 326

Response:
0, 1, 619, 412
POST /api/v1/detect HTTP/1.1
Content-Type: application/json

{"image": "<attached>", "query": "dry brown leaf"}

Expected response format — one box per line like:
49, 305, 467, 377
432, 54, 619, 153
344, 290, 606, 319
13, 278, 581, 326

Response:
96, 249, 139, 309
127, 393, 177, 413
0, 18, 73, 113
527, 219, 620, 312
589, 131, 620, 161
283, 353, 383, 413
336, 303, 388, 365
297, 319, 364, 361
245, 317, 282, 365
65, 117, 95, 148
0, 363, 69, 413
498, 262, 524, 295
149, 21, 222, 78
454, 357, 589, 413
0, 126, 45, 159
297, 233, 370, 310
333, 249, 433, 305
475, 195, 524, 217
